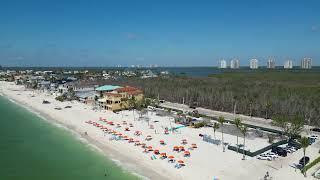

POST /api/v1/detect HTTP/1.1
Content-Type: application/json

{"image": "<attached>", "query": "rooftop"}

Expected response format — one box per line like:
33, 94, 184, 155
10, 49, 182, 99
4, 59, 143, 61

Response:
95, 85, 122, 91
116, 86, 141, 93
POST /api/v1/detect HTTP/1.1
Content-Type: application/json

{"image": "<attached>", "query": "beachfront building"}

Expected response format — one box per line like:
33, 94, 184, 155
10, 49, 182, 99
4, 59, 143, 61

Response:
230, 59, 240, 69
250, 59, 259, 69
301, 57, 312, 69
77, 91, 96, 105
97, 85, 143, 111
218, 59, 227, 69
267, 58, 275, 69
284, 60, 293, 69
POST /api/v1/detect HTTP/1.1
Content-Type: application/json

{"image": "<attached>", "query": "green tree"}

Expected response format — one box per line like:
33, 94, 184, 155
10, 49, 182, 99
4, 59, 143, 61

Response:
234, 117, 242, 153
218, 116, 225, 152
213, 122, 220, 140
240, 125, 248, 160
128, 96, 136, 120
273, 115, 304, 138
248, 97, 254, 117
300, 136, 309, 177
265, 101, 271, 119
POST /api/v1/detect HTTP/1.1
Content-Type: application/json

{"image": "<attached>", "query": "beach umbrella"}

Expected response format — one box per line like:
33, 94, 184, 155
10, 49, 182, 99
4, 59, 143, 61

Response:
160, 140, 165, 144
178, 160, 184, 166
160, 153, 167, 156
168, 156, 174, 159
184, 151, 190, 156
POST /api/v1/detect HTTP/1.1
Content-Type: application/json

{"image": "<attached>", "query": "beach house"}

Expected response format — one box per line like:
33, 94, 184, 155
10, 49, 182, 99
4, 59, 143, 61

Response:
96, 85, 143, 111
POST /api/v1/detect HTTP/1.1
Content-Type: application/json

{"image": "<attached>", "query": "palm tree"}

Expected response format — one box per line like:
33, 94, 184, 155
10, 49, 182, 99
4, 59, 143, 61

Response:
218, 116, 225, 152
128, 96, 136, 121
213, 122, 220, 140
300, 136, 309, 177
240, 125, 248, 160
234, 118, 242, 153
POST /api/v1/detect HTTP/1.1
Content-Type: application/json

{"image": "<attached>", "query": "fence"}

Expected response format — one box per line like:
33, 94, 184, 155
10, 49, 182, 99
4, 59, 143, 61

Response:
227, 139, 288, 157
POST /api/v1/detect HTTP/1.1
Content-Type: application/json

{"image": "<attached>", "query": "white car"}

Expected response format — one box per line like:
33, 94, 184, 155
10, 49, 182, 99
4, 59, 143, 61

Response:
266, 152, 278, 159
310, 135, 318, 139
257, 155, 272, 161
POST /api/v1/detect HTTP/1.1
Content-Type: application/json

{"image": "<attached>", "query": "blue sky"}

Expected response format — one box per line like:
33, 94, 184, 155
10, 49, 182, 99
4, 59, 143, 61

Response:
0, 0, 319, 67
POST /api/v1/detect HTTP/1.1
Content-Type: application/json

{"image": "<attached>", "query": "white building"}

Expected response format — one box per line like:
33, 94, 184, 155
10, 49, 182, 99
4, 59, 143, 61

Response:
267, 58, 275, 69
301, 57, 312, 69
250, 59, 259, 69
284, 60, 293, 69
218, 59, 227, 69
230, 59, 240, 69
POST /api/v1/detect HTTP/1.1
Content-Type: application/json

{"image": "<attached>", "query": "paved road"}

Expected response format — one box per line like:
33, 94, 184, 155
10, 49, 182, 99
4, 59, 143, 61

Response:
160, 101, 282, 131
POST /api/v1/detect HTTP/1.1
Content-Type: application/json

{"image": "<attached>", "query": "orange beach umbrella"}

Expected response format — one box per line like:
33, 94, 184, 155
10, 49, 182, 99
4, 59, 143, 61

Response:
178, 160, 184, 164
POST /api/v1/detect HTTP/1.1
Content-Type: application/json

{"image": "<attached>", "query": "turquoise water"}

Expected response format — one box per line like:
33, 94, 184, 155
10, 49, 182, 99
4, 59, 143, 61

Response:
0, 96, 140, 180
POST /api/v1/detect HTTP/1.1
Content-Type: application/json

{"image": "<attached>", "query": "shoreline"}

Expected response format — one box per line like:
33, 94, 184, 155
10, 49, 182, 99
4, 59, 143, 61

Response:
0, 87, 169, 180
1, 81, 316, 180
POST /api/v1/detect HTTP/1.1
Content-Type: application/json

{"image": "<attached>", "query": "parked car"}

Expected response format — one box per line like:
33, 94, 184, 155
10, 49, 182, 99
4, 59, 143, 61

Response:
266, 152, 279, 159
308, 137, 316, 145
288, 139, 301, 149
272, 147, 287, 157
257, 154, 272, 161
299, 156, 310, 166
310, 135, 318, 139
147, 106, 156, 111
283, 147, 295, 153
311, 128, 320, 132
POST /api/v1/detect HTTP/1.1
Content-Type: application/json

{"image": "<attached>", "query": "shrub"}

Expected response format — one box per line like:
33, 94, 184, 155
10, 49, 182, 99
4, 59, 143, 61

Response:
268, 134, 275, 144
193, 121, 207, 128
302, 156, 320, 173
55, 96, 66, 102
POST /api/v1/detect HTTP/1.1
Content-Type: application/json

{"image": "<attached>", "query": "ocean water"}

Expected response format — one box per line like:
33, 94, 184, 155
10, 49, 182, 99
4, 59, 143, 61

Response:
0, 96, 140, 180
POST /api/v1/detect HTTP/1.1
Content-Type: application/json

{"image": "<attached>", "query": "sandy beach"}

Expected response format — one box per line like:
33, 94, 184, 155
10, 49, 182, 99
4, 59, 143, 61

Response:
1, 81, 318, 180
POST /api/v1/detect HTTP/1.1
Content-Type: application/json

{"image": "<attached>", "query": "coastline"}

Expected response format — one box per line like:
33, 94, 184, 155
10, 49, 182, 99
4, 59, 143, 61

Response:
1, 81, 315, 180
0, 83, 170, 180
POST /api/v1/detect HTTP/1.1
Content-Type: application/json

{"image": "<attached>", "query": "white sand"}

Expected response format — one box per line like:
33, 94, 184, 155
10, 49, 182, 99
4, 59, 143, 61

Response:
1, 81, 318, 180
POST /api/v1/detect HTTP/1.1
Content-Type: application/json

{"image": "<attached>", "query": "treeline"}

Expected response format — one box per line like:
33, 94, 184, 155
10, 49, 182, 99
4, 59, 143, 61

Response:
96, 71, 320, 126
